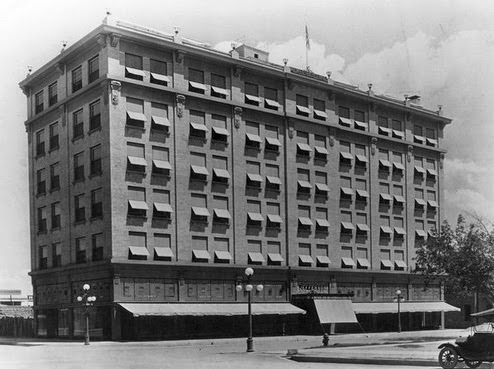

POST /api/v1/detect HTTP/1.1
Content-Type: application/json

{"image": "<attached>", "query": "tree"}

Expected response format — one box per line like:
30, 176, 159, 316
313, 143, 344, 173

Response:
415, 214, 494, 311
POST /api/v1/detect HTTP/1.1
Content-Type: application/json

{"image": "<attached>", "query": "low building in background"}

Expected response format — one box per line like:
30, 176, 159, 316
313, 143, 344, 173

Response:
19, 15, 457, 340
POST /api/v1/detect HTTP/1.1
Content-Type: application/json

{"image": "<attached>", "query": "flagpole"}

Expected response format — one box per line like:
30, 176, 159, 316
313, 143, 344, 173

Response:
305, 24, 310, 71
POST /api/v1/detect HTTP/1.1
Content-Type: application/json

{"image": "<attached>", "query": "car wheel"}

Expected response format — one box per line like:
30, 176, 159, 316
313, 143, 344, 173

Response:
465, 360, 482, 368
438, 347, 459, 369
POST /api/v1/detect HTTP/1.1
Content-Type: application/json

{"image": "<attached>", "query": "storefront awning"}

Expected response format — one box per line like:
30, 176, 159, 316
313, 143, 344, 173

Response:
314, 299, 358, 324
471, 307, 494, 317
119, 303, 305, 317
352, 301, 460, 314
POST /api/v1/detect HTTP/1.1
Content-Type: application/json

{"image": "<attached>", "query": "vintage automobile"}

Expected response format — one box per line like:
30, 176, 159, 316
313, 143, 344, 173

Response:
438, 307, 494, 369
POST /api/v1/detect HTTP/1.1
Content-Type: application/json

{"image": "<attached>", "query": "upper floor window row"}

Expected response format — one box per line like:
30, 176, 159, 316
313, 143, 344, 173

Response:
71, 54, 99, 94
125, 53, 170, 86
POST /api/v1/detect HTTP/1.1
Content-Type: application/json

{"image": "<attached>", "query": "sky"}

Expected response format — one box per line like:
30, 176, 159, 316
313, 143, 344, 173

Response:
1, 0, 493, 294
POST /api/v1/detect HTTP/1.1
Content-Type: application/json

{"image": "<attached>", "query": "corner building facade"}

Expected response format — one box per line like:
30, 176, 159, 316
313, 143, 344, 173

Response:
20, 17, 456, 340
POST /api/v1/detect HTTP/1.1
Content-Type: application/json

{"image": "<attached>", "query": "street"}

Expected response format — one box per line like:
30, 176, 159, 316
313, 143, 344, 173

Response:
0, 334, 452, 369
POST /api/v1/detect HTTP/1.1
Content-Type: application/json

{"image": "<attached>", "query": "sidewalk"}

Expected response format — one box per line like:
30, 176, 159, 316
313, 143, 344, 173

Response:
288, 329, 468, 366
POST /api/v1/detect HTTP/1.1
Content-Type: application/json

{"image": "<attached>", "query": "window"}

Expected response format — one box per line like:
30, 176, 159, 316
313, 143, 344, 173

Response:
414, 125, 425, 144
296, 131, 311, 157
267, 241, 283, 265
298, 244, 313, 267
211, 114, 228, 142
426, 128, 437, 146
51, 202, 61, 229
392, 119, 404, 139
189, 110, 207, 139
378, 116, 390, 136
298, 205, 312, 229
314, 135, 328, 160
75, 237, 86, 264
129, 232, 149, 260
90, 145, 102, 176
247, 240, 264, 264
154, 233, 173, 261
212, 156, 229, 183
125, 53, 144, 80
192, 236, 209, 262
39, 245, 48, 269
35, 90, 44, 114
48, 82, 57, 106
190, 152, 208, 181
49, 122, 59, 151
245, 121, 261, 149
92, 233, 104, 261
354, 110, 368, 130
128, 187, 148, 217
246, 161, 262, 188
126, 97, 146, 129
149, 59, 169, 85
244, 82, 260, 105
313, 99, 327, 120
380, 249, 392, 270
36, 169, 46, 195
88, 55, 99, 83
37, 207, 47, 233
247, 200, 263, 226
74, 194, 85, 223
266, 202, 282, 227
191, 193, 209, 222
338, 106, 350, 119
151, 102, 169, 132
73, 109, 84, 139
265, 164, 281, 190
73, 152, 84, 182
52, 243, 62, 267
264, 87, 279, 110
72, 66, 82, 92
212, 196, 230, 224
153, 189, 172, 218
50, 163, 60, 191
264, 125, 280, 151
127, 143, 146, 172
296, 94, 309, 116
91, 188, 103, 219
297, 169, 312, 193
188, 68, 205, 93
315, 171, 329, 196
152, 146, 170, 175
36, 129, 45, 157
211, 73, 227, 98
89, 100, 101, 131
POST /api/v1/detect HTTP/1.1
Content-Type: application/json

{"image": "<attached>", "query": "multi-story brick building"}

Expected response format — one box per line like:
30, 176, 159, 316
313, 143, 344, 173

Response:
19, 16, 457, 340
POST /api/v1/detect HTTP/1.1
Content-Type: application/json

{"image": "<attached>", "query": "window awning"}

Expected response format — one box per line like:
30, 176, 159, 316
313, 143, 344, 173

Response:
393, 162, 405, 171
379, 159, 392, 168
379, 126, 391, 135
128, 156, 148, 167
153, 160, 171, 170
296, 105, 310, 115
380, 226, 392, 234
154, 247, 173, 258
297, 142, 312, 153
213, 208, 231, 220
352, 301, 460, 314
213, 168, 231, 179
191, 165, 209, 176
267, 214, 283, 224
154, 202, 173, 213
245, 132, 262, 143
266, 176, 281, 185
127, 111, 147, 122
341, 257, 356, 267
314, 146, 328, 155
394, 227, 406, 235
427, 168, 438, 176
414, 135, 425, 143
339, 117, 352, 127
427, 138, 438, 146
298, 180, 312, 189
211, 86, 228, 97
152, 116, 170, 127
341, 222, 355, 231
316, 219, 330, 228
298, 217, 313, 226
314, 110, 327, 119
314, 299, 358, 324
299, 255, 314, 265
214, 250, 232, 261
150, 73, 170, 83
191, 207, 210, 217
265, 137, 281, 147
416, 229, 427, 238
394, 195, 406, 203
355, 154, 368, 163
357, 258, 370, 268
340, 152, 353, 161
316, 256, 331, 266
248, 252, 265, 264
356, 189, 369, 198
395, 260, 407, 269
392, 130, 404, 138
247, 212, 264, 222
126, 67, 145, 78
129, 246, 150, 256
415, 198, 427, 206
268, 253, 284, 263
190, 122, 208, 132
415, 166, 426, 174
119, 302, 305, 317
212, 126, 229, 136
354, 120, 368, 130
315, 183, 330, 192
341, 187, 354, 196
381, 259, 393, 269
380, 193, 392, 202
128, 200, 149, 210
428, 200, 438, 208
356, 223, 370, 232
264, 98, 280, 109
192, 249, 210, 261
247, 173, 263, 183
245, 94, 261, 104
189, 81, 206, 91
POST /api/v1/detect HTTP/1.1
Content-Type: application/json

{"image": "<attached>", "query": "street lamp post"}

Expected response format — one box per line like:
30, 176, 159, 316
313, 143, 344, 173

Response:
236, 267, 263, 352
77, 283, 96, 345
394, 289, 405, 333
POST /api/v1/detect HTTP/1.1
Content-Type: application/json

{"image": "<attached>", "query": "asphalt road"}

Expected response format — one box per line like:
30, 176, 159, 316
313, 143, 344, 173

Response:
0, 335, 450, 369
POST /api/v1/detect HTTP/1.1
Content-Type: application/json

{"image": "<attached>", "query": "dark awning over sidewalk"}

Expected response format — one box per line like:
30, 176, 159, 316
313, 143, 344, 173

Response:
352, 301, 460, 314
119, 303, 306, 317
314, 299, 358, 324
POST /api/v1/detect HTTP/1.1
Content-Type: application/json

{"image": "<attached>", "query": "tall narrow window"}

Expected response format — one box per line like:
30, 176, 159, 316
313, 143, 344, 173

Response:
39, 246, 48, 269
72, 66, 82, 92
49, 122, 59, 151
51, 202, 61, 229
150, 59, 169, 85
245, 82, 260, 105
73, 109, 84, 139
74, 194, 85, 223
48, 82, 57, 106
50, 163, 60, 191
36, 169, 46, 195
92, 233, 104, 261
35, 90, 44, 114
125, 53, 144, 80
52, 243, 61, 267
296, 94, 309, 116
89, 100, 101, 131
90, 145, 102, 176
74, 152, 84, 182
188, 68, 205, 94
37, 207, 47, 233
91, 188, 103, 219
88, 55, 99, 83
75, 237, 86, 264
36, 129, 45, 157
211, 73, 227, 98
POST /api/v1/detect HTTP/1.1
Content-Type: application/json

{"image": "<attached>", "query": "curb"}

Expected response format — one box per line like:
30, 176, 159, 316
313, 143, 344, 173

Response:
289, 354, 436, 366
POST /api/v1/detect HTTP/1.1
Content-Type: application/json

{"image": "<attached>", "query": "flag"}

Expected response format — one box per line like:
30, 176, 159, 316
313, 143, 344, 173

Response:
305, 25, 310, 51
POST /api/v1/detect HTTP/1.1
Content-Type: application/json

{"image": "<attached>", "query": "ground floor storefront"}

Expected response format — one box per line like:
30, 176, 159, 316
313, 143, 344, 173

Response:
31, 262, 460, 340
